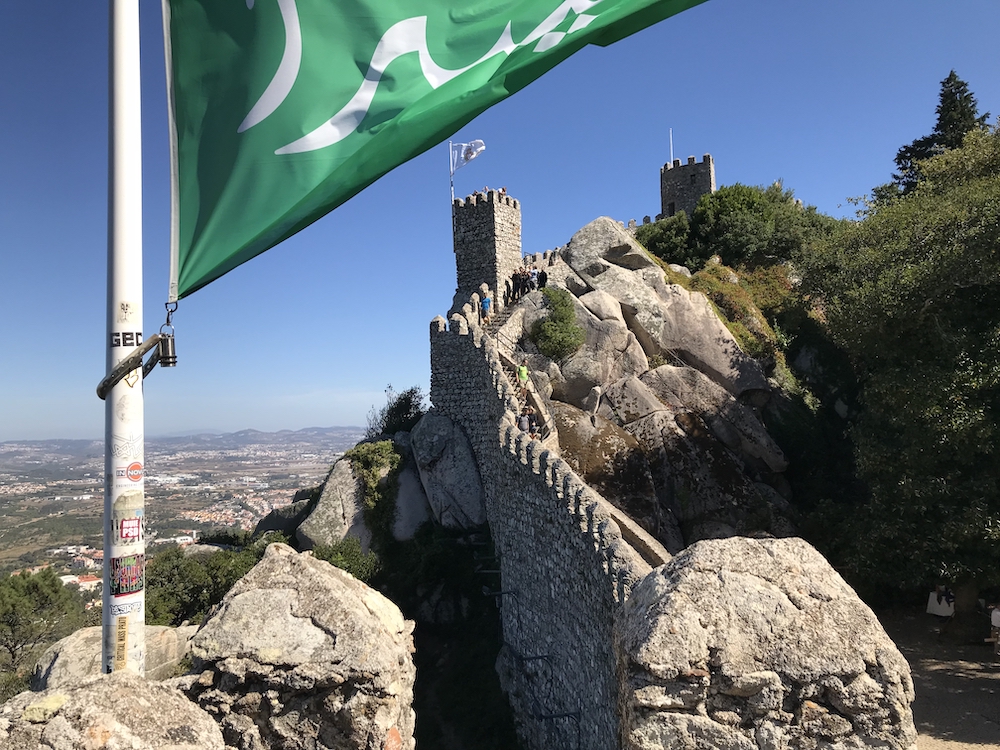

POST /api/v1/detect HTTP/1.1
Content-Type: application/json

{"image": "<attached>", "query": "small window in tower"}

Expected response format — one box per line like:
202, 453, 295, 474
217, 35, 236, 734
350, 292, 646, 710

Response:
668, 202, 676, 217
690, 174, 697, 184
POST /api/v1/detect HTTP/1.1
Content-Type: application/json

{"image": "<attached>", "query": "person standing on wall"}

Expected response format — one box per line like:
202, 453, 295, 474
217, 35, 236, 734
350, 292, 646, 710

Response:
481, 291, 492, 325
517, 358, 530, 400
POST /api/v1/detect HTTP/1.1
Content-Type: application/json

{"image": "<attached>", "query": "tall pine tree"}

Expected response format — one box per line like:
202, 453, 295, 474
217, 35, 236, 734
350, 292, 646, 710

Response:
893, 70, 989, 193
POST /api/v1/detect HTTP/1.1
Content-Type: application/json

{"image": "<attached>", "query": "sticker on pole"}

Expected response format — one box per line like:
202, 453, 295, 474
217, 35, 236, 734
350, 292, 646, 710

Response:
110, 553, 145, 597
112, 492, 144, 545
114, 615, 129, 671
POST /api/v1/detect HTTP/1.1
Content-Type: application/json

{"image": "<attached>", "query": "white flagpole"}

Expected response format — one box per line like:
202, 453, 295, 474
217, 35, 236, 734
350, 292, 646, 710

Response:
103, 0, 146, 675
449, 142, 457, 244
669, 128, 674, 163
449, 141, 456, 203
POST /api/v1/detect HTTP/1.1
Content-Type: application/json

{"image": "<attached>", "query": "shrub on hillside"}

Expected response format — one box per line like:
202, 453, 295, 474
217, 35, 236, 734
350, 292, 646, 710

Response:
530, 287, 585, 360
635, 211, 694, 267
344, 440, 402, 550
366, 385, 426, 438
312, 536, 380, 582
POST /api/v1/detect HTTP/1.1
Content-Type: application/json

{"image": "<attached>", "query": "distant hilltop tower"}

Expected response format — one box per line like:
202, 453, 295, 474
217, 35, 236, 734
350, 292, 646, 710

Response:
660, 153, 715, 219
452, 189, 522, 312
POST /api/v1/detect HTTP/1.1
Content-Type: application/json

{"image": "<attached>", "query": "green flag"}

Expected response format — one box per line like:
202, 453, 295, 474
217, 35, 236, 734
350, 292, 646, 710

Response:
164, 0, 707, 299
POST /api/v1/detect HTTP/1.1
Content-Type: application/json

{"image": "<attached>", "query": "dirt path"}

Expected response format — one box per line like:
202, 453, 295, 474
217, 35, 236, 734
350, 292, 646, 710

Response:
879, 610, 1000, 749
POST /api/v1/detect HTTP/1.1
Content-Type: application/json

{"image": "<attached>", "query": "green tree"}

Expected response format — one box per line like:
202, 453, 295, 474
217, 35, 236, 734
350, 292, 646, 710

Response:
634, 211, 691, 266
687, 183, 840, 269
530, 287, 586, 360
366, 385, 426, 438
892, 70, 989, 193
146, 532, 288, 626
0, 568, 84, 673
801, 126, 1000, 596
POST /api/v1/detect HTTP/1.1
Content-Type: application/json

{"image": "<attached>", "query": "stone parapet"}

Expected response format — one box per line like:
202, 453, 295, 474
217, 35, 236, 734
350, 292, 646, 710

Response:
430, 292, 651, 750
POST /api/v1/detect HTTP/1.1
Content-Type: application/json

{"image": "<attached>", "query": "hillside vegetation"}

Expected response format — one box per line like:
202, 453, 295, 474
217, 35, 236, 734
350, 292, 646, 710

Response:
634, 74, 998, 609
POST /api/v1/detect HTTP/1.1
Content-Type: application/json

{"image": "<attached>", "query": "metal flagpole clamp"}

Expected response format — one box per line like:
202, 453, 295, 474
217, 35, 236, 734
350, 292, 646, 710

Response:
158, 301, 178, 368
96, 302, 178, 400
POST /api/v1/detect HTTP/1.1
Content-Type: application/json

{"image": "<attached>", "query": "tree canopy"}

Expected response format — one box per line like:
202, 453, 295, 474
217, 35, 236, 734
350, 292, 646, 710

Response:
636, 182, 840, 271
892, 70, 989, 194
801, 126, 1000, 590
0, 567, 85, 689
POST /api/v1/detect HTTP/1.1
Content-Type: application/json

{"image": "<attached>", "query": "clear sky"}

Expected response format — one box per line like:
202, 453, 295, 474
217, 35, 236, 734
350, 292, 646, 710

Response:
1, 0, 997, 441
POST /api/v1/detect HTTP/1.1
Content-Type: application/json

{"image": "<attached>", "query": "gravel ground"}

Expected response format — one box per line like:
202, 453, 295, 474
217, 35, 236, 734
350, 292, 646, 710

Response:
879, 610, 1000, 750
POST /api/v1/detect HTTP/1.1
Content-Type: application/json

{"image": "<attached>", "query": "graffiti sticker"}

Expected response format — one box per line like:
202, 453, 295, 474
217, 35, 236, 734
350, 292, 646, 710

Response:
110, 600, 143, 617
110, 553, 144, 597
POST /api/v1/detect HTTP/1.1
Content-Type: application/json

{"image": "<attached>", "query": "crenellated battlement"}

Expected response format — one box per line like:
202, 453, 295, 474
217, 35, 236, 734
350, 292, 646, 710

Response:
520, 248, 560, 267
453, 189, 520, 210
661, 153, 714, 171
429, 286, 653, 749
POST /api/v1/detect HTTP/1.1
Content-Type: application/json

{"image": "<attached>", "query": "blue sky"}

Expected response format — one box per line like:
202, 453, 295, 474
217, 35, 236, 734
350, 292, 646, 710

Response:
1, 0, 997, 441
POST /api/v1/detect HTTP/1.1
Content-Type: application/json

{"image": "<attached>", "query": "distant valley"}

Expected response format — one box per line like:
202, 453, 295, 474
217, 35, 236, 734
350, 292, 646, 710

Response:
0, 427, 365, 574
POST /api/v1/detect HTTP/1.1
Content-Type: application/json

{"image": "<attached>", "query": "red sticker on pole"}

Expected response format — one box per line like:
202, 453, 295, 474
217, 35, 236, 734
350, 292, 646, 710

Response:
119, 517, 141, 540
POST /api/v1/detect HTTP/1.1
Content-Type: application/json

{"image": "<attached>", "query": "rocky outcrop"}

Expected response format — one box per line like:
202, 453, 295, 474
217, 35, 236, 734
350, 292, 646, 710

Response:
550, 401, 683, 552
598, 375, 789, 543
562, 217, 769, 400
641, 364, 787, 473
253, 495, 316, 537
393, 462, 432, 541
296, 456, 371, 552
178, 543, 416, 750
615, 537, 917, 750
30, 624, 197, 690
554, 298, 649, 410
1, 672, 225, 750
389, 432, 432, 541
410, 410, 486, 529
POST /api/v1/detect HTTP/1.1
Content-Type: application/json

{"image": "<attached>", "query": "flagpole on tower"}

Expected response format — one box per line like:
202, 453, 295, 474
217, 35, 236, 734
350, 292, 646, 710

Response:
449, 142, 457, 242
103, 0, 146, 675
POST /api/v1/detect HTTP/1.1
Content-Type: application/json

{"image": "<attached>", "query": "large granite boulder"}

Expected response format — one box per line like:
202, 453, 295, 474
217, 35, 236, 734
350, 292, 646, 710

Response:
253, 495, 316, 537
555, 304, 649, 409
410, 410, 486, 528
641, 364, 787, 473
30, 624, 198, 690
599, 376, 791, 544
179, 543, 416, 750
579, 289, 627, 324
393, 463, 432, 541
551, 401, 683, 552
615, 537, 917, 750
562, 217, 770, 400
1, 671, 225, 749
296, 456, 371, 552
390, 432, 432, 541
514, 290, 649, 409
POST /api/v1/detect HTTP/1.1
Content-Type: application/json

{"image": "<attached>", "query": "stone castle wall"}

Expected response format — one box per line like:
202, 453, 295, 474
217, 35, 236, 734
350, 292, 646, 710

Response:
430, 305, 651, 750
659, 153, 715, 219
452, 190, 522, 312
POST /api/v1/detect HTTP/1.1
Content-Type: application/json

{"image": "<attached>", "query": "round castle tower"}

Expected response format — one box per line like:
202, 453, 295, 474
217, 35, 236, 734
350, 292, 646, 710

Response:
451, 189, 522, 314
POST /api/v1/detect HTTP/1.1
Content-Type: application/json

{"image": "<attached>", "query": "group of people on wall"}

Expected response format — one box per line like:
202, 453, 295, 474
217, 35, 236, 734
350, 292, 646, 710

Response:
510, 265, 547, 302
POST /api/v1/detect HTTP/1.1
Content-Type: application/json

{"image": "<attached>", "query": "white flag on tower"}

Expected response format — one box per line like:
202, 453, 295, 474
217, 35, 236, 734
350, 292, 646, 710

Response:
450, 140, 486, 175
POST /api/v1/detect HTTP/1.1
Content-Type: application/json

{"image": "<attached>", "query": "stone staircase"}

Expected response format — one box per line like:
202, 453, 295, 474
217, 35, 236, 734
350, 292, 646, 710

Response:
481, 301, 559, 445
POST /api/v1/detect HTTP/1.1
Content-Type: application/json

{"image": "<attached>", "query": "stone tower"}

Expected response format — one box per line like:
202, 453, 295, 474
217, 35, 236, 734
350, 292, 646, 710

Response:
451, 189, 522, 312
660, 153, 716, 219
